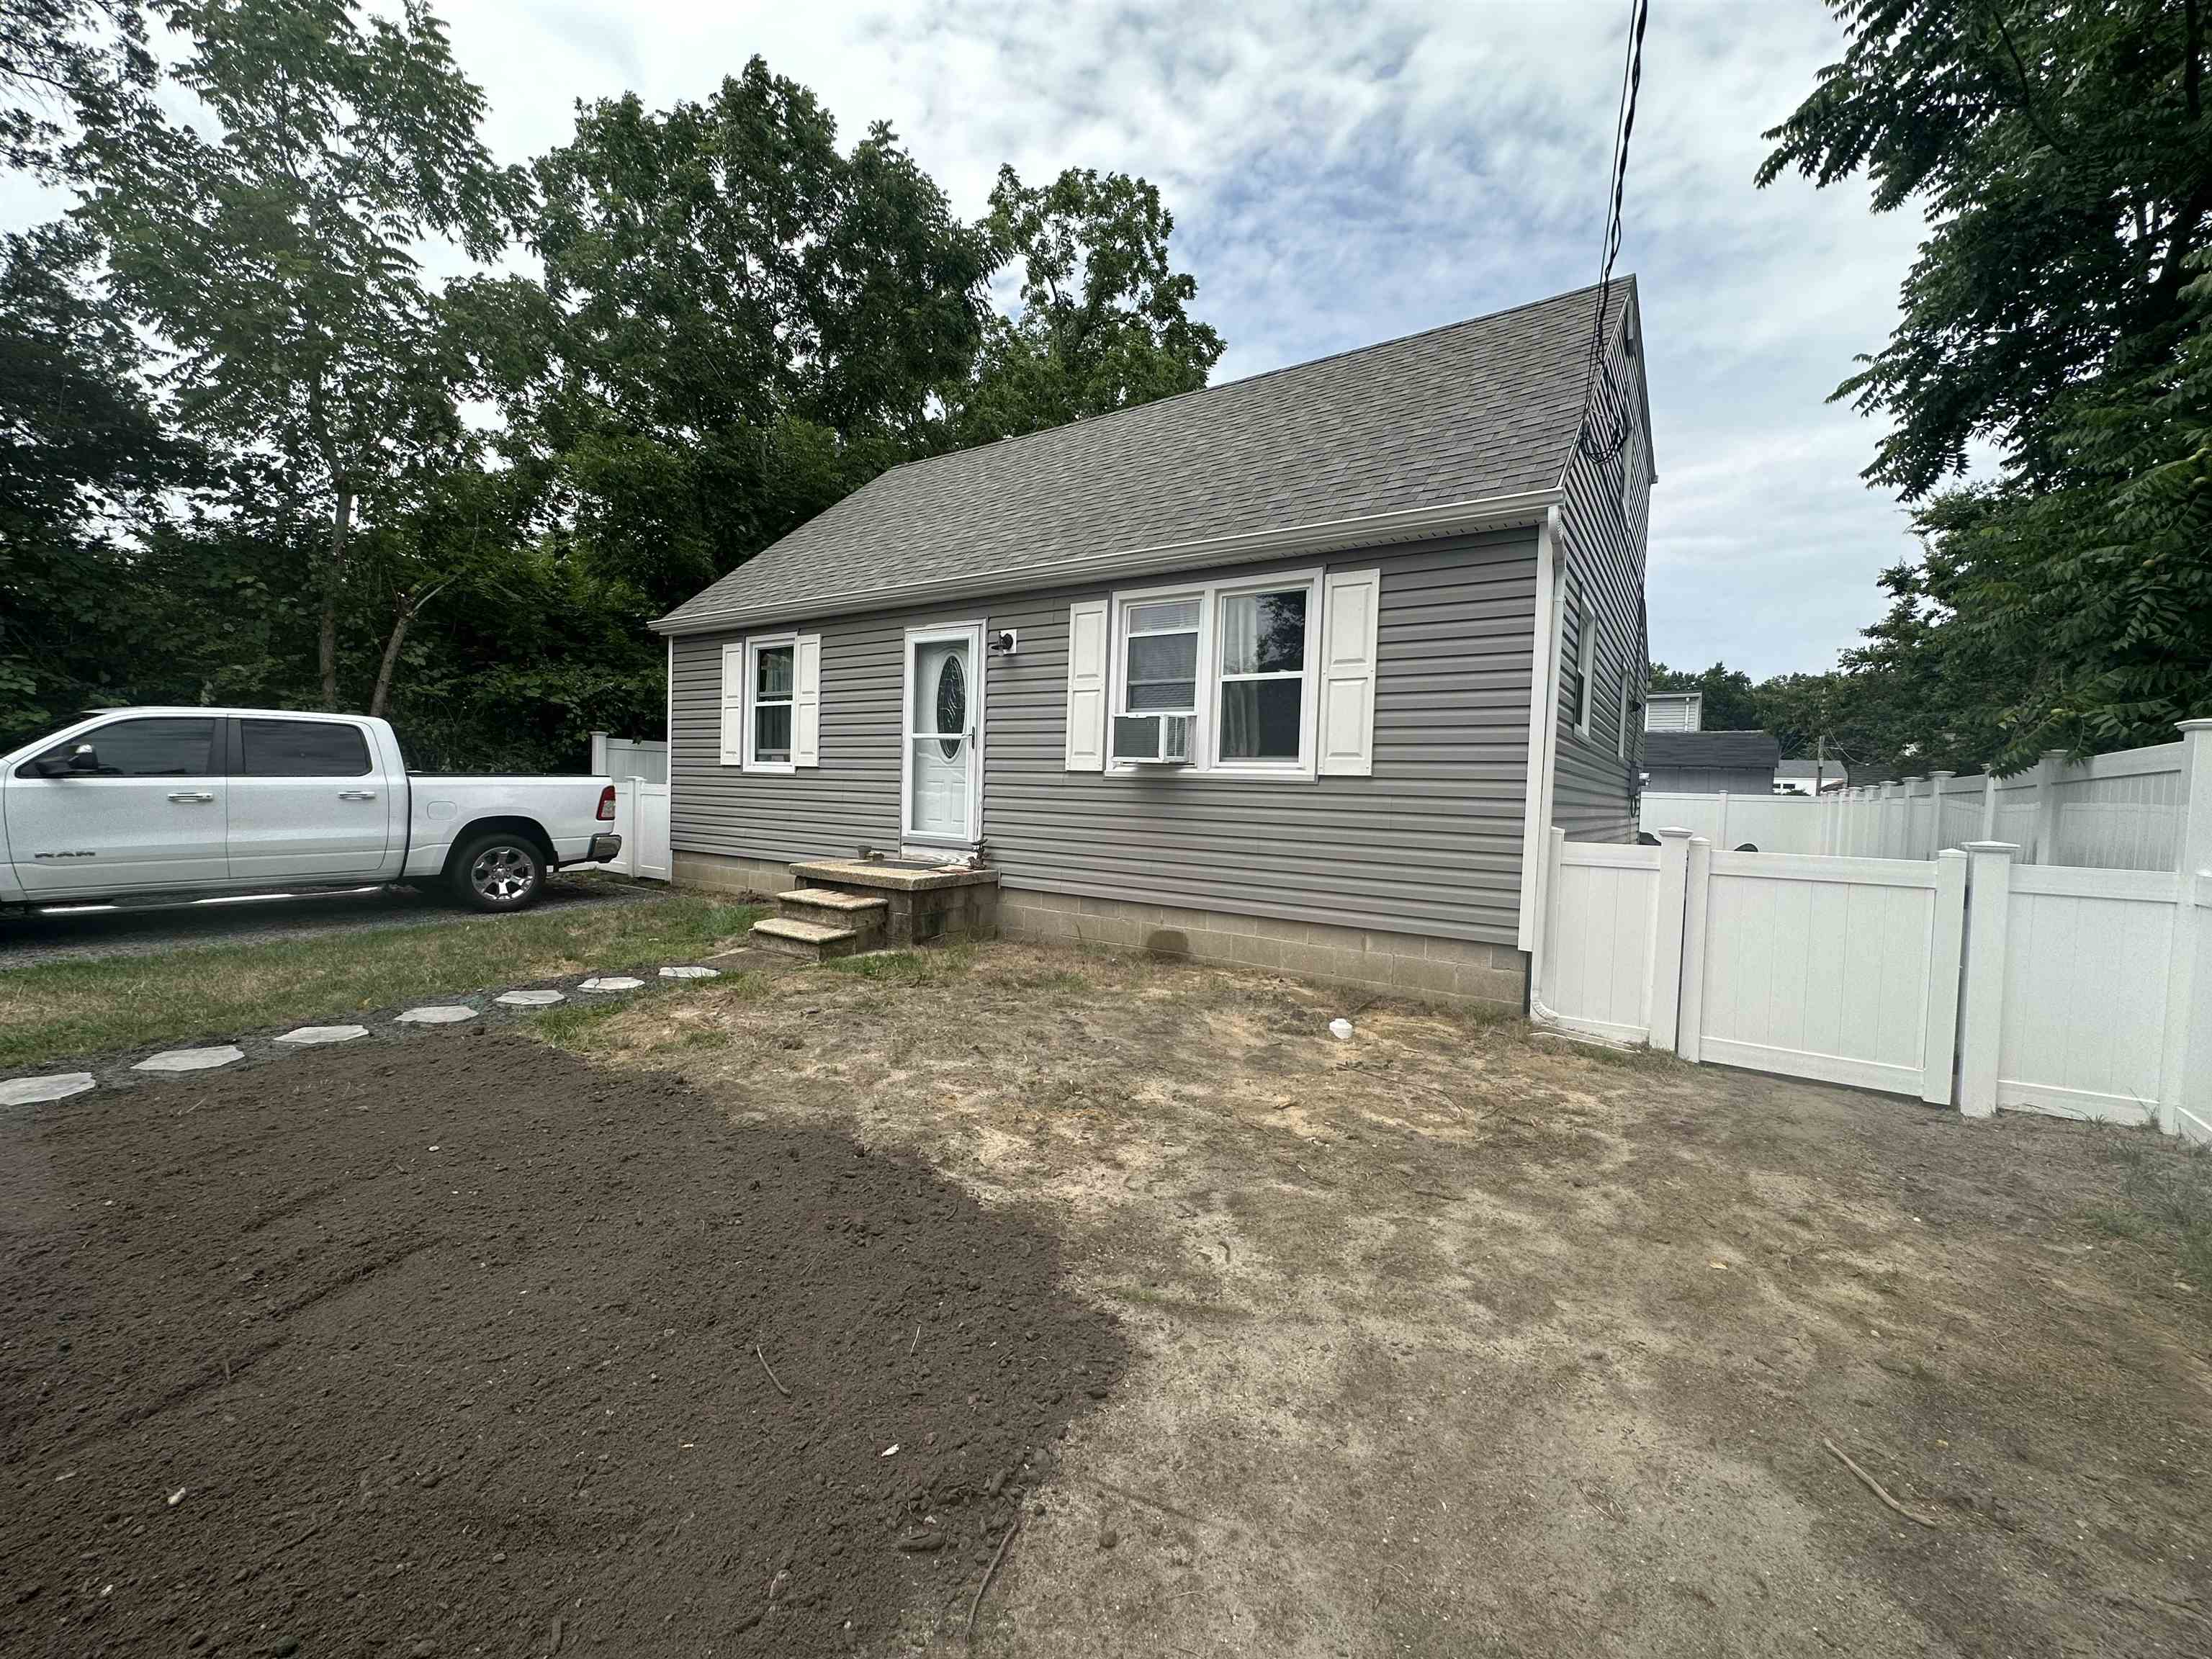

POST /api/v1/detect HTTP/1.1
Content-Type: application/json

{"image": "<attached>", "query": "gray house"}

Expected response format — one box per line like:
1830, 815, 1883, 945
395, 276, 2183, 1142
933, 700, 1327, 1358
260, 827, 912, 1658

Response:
651, 279, 1655, 1010
1642, 729, 1779, 794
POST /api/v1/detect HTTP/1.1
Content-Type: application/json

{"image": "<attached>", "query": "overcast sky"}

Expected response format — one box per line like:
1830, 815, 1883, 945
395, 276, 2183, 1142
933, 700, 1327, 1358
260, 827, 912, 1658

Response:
7, 0, 1935, 680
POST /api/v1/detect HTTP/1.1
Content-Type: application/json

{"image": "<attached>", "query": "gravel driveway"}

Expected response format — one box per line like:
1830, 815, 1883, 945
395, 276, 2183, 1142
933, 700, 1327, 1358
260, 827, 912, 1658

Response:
0, 874, 660, 970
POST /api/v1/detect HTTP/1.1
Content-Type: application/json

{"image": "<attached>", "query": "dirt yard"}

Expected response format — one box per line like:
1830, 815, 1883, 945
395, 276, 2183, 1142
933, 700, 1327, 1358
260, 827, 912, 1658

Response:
0, 1031, 1123, 1656
6, 940, 2210, 1656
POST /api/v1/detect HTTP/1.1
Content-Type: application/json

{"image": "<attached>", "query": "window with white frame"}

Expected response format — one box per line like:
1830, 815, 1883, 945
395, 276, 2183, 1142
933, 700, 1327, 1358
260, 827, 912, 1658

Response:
747, 637, 796, 769
1111, 594, 1202, 765
1573, 595, 1596, 738
1216, 586, 1309, 763
1105, 570, 1324, 775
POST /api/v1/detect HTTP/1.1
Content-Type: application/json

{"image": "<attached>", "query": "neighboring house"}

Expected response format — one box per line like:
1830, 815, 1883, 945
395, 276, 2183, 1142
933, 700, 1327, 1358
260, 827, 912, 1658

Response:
1642, 729, 1780, 793
651, 279, 1656, 1010
1645, 691, 1701, 732
1773, 756, 1851, 796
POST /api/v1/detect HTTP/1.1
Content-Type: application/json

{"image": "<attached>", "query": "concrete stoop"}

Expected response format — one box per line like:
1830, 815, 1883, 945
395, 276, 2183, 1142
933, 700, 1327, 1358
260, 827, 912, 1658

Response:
745, 858, 1001, 961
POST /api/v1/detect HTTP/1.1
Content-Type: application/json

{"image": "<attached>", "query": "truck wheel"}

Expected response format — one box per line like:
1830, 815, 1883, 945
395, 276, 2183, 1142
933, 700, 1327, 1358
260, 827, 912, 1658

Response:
452, 833, 545, 912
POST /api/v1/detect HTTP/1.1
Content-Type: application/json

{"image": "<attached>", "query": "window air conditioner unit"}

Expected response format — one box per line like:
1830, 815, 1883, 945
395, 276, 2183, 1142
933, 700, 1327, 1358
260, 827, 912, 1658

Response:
1114, 713, 1192, 765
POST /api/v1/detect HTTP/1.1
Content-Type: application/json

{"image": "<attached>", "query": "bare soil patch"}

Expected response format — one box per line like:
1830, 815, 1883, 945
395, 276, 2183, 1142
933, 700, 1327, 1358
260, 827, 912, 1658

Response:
570, 940, 2212, 1658
0, 1030, 1125, 1656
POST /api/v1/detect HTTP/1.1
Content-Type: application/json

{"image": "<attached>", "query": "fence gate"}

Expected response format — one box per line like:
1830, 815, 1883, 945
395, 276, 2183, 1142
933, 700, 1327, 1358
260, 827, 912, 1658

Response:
1540, 830, 1966, 1102
1539, 717, 2212, 1141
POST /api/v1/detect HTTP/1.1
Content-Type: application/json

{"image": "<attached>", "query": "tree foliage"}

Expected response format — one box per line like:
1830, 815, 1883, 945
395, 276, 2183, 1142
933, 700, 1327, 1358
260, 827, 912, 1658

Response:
1763, 0, 2212, 768
951, 165, 1225, 444
73, 0, 529, 707
0, 8, 1223, 765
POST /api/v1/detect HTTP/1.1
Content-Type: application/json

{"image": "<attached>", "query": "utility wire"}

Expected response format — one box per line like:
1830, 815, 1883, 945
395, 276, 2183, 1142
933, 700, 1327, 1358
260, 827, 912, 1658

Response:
1575, 0, 1650, 465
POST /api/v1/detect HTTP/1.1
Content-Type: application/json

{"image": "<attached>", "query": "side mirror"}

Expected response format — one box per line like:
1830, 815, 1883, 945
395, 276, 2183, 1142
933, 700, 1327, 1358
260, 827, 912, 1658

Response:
34, 743, 99, 777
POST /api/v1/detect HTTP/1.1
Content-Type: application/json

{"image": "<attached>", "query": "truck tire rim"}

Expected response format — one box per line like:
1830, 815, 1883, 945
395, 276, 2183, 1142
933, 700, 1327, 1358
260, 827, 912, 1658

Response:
471, 845, 535, 902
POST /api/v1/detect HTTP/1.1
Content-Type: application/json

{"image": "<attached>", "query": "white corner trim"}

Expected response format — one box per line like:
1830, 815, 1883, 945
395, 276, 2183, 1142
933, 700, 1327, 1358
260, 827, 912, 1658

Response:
1516, 509, 1565, 956
652, 487, 1560, 635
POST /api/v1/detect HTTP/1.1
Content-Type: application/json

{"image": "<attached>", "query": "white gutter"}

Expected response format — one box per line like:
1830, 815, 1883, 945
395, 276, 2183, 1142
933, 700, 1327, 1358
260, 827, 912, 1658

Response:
651, 487, 1562, 636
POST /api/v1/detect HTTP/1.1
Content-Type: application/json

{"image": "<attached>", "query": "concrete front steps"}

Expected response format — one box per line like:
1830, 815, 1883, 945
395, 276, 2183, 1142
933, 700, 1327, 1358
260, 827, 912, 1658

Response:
749, 888, 889, 961
745, 858, 1002, 961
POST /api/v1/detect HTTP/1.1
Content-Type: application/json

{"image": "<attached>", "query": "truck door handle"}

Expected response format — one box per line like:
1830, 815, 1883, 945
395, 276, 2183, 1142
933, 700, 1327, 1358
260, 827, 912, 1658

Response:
338, 790, 377, 801
167, 791, 215, 804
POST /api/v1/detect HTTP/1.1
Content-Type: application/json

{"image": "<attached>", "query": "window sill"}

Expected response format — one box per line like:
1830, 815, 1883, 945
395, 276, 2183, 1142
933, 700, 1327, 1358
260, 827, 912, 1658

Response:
744, 760, 796, 775
1102, 762, 1316, 783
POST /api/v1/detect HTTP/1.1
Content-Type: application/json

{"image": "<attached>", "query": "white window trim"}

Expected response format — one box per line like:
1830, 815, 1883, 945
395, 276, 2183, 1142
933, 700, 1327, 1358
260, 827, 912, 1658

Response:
1103, 566, 1324, 781
743, 632, 799, 774
1573, 594, 1596, 740
1617, 668, 1635, 759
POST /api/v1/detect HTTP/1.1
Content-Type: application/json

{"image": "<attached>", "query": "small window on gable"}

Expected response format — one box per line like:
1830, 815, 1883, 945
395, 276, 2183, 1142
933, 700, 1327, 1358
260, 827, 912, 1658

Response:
1574, 595, 1596, 739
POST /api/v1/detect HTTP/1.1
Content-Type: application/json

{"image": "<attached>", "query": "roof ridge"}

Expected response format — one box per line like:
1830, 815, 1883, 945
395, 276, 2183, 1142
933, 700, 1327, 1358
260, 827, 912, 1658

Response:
920, 276, 1634, 469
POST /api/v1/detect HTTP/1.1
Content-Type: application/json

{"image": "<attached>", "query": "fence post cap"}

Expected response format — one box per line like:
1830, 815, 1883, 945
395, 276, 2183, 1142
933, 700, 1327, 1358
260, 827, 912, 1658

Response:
2177, 717, 2212, 734
1930, 768, 1956, 780
1654, 826, 1694, 840
1963, 840, 2020, 857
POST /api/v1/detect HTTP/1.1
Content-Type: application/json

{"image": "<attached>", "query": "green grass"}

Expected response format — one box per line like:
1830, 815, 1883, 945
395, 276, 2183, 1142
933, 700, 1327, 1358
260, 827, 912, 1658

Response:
819, 941, 977, 986
2092, 1127, 2212, 1290
0, 895, 763, 1069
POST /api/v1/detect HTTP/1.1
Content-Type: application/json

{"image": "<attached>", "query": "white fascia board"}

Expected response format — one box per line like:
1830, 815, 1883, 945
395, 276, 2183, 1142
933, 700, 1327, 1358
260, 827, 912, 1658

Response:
649, 487, 1561, 637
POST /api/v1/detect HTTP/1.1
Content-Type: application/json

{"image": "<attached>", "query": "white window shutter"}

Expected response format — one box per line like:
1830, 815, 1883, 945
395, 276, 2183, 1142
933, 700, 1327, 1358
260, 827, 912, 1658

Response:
1316, 568, 1381, 777
793, 634, 821, 767
1064, 599, 1109, 771
719, 641, 745, 767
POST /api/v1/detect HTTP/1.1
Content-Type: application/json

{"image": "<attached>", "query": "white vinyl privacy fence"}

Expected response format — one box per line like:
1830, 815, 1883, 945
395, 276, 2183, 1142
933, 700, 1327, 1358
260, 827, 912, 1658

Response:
1549, 719, 2212, 1143
585, 733, 672, 881
1824, 736, 2194, 871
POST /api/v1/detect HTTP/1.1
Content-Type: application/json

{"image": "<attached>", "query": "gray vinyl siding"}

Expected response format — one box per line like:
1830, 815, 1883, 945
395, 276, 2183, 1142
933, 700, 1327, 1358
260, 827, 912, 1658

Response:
670, 529, 1541, 947
1550, 300, 1650, 842
1645, 766, 1776, 795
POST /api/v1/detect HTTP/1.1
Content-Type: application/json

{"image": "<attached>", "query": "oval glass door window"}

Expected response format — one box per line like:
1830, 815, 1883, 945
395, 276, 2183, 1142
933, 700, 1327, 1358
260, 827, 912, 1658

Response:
935, 654, 966, 760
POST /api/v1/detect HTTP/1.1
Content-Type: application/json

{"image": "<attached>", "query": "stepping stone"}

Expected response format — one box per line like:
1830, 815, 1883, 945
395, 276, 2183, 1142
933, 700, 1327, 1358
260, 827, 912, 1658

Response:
274, 1025, 369, 1046
134, 1046, 246, 1074
496, 989, 565, 1007
1, 1073, 96, 1107
658, 966, 720, 980
578, 976, 643, 993
395, 1005, 477, 1025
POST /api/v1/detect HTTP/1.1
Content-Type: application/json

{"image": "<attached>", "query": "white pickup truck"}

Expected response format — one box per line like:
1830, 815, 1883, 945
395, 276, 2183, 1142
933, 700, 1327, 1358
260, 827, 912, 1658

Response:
0, 708, 622, 914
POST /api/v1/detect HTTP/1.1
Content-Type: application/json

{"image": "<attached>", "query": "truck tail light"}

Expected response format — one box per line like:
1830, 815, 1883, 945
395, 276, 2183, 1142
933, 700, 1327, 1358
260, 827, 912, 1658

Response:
597, 785, 617, 822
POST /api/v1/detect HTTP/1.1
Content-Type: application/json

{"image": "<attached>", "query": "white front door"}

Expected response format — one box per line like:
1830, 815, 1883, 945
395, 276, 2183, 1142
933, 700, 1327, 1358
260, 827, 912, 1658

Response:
904, 626, 981, 845
4, 715, 229, 896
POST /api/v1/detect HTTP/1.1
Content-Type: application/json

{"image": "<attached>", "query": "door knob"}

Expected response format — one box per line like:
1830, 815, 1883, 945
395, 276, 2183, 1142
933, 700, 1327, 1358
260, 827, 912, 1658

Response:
338, 790, 378, 801
167, 791, 215, 804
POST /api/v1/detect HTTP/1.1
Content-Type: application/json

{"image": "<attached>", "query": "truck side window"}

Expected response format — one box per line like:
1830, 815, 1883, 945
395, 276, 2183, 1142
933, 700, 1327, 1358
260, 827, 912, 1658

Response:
25, 717, 216, 777
239, 719, 374, 777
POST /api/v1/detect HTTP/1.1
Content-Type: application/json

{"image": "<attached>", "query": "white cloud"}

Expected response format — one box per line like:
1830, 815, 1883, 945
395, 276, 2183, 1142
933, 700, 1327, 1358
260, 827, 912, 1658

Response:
6, 0, 1941, 678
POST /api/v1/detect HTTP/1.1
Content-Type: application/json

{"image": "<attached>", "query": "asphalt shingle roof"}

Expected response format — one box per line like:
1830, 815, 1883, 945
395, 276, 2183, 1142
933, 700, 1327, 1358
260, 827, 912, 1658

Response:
655, 278, 1639, 633
1645, 730, 1781, 770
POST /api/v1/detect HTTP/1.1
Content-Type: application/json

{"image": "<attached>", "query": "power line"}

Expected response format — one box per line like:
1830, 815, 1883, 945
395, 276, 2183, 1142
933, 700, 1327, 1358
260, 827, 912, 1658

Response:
1575, 0, 1650, 465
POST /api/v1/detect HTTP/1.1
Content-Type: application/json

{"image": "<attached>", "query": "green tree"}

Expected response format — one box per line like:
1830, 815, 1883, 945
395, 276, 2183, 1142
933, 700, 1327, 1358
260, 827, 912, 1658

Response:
0, 222, 196, 745
521, 59, 994, 615
951, 165, 1225, 444
74, 0, 529, 710
1761, 1, 2212, 766
1, 0, 150, 171
1647, 661, 1763, 731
